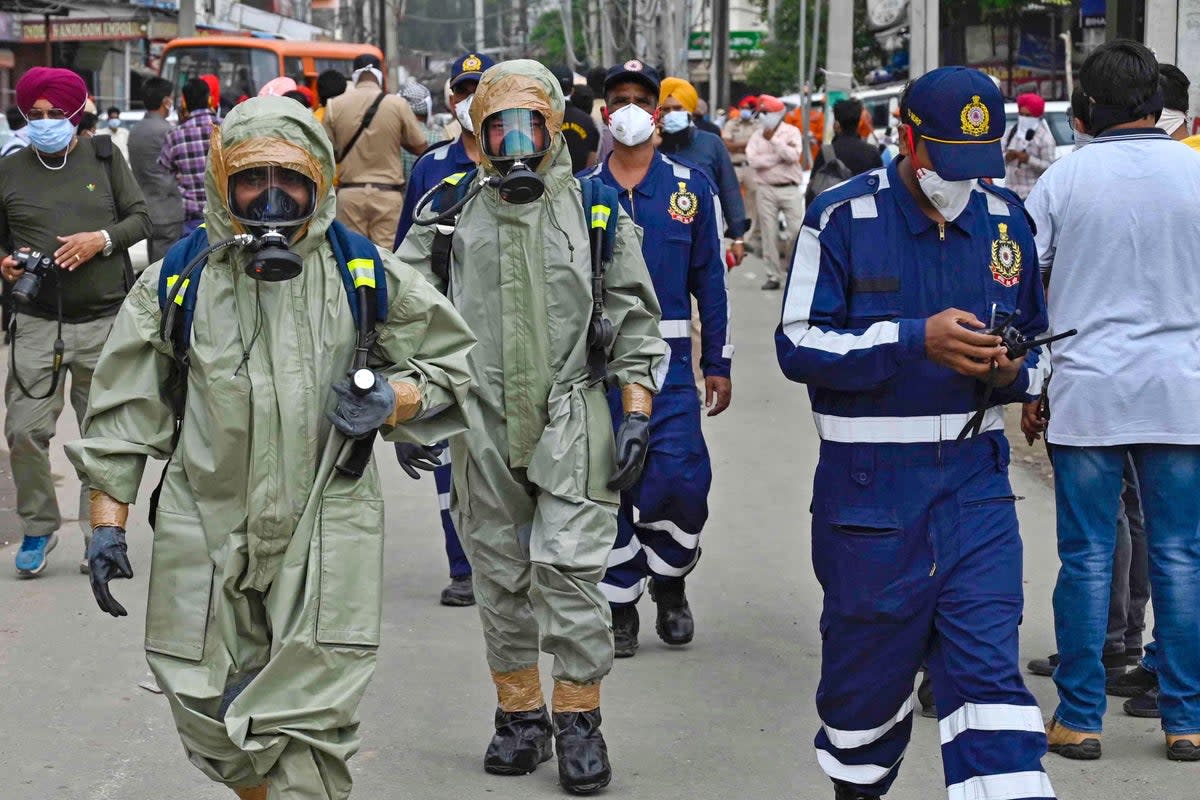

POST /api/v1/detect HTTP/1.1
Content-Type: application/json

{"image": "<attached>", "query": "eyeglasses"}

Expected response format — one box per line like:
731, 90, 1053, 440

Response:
25, 108, 68, 121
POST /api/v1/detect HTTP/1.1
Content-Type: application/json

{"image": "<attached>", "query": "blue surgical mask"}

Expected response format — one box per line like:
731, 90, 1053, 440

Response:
107, 118, 121, 130
661, 110, 691, 134
27, 118, 75, 154
739, 108, 752, 121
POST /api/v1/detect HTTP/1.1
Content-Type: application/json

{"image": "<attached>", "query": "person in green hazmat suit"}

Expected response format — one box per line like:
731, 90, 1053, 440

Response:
395, 60, 668, 795
65, 96, 476, 800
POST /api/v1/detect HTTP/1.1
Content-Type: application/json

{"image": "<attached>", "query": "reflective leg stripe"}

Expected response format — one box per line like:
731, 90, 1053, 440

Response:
659, 319, 691, 339
812, 408, 1004, 444
438, 492, 451, 512
815, 748, 905, 786
607, 533, 642, 567
642, 543, 699, 578
1026, 359, 1048, 397
600, 577, 649, 604
946, 771, 1055, 800
939, 703, 1045, 746
438, 448, 452, 467
636, 518, 700, 550
823, 696, 914, 750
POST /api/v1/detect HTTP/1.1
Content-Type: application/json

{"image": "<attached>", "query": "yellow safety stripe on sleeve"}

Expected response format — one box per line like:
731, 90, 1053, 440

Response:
443, 172, 468, 186
166, 275, 179, 288
590, 204, 611, 229
347, 258, 376, 289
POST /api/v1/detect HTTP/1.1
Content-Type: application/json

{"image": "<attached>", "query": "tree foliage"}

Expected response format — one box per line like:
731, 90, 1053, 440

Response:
746, 0, 884, 96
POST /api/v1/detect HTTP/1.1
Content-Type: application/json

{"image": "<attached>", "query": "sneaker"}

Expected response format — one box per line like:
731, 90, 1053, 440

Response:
761, 278, 781, 291
1107, 665, 1158, 698
1027, 653, 1059, 677
440, 574, 475, 606
1123, 687, 1160, 719
15, 533, 58, 577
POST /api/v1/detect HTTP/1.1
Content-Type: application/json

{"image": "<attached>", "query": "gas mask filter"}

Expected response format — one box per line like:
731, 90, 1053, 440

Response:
228, 166, 317, 281
481, 108, 552, 205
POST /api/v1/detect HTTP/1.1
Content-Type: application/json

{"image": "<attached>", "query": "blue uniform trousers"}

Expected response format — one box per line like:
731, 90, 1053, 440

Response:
433, 445, 471, 579
812, 434, 1053, 799
600, 376, 711, 606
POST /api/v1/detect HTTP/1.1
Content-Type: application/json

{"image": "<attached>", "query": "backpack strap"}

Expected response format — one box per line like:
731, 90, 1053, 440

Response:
91, 135, 137, 290
336, 90, 387, 164
425, 169, 478, 292
326, 219, 388, 326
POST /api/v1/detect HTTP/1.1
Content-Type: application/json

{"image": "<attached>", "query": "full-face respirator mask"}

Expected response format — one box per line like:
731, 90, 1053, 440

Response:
480, 108, 552, 205
227, 165, 318, 281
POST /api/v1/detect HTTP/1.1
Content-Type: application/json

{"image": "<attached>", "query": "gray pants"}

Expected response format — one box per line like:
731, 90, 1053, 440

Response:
1107, 454, 1149, 654
4, 314, 113, 540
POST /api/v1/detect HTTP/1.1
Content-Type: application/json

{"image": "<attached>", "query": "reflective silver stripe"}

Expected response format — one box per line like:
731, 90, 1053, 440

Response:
642, 542, 698, 578
815, 748, 904, 786
939, 703, 1045, 746
636, 516, 700, 549
850, 194, 878, 218
812, 408, 1005, 443
437, 492, 451, 512
1026, 359, 1048, 397
599, 577, 648, 604
823, 695, 914, 750
607, 533, 642, 567
946, 771, 1054, 800
659, 319, 691, 339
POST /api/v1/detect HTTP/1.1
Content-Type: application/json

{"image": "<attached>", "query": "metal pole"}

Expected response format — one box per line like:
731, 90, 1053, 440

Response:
475, 0, 486, 52
712, 0, 728, 109
1060, 31, 1072, 98
561, 0, 577, 68
179, 0, 197, 38
123, 41, 131, 110
809, 0, 821, 92
798, 0, 808, 155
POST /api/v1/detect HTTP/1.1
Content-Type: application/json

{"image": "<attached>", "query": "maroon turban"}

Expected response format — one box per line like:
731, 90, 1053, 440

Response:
15, 67, 89, 124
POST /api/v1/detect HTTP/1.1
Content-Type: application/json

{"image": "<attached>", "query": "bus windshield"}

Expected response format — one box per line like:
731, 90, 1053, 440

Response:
162, 45, 278, 107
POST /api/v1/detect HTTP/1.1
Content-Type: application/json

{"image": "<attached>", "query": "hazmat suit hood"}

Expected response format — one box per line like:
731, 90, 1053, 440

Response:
204, 95, 336, 260
470, 59, 566, 176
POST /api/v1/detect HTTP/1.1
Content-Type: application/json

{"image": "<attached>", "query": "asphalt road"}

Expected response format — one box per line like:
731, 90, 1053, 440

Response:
0, 257, 1187, 800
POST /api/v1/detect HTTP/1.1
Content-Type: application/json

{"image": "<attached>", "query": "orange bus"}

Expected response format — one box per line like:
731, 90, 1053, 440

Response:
160, 37, 384, 106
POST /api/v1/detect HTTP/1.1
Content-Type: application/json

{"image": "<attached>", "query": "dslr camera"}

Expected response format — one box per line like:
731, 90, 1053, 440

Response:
10, 249, 56, 306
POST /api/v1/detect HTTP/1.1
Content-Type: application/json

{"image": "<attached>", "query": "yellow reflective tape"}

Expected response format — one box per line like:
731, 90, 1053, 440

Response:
444, 172, 468, 186
590, 204, 611, 229
347, 258, 376, 289
166, 275, 179, 288
172, 278, 190, 306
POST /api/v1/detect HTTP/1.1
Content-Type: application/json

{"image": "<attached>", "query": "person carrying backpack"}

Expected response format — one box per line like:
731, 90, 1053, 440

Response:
397, 60, 666, 794
806, 97, 885, 206
66, 96, 475, 800
747, 94, 810, 290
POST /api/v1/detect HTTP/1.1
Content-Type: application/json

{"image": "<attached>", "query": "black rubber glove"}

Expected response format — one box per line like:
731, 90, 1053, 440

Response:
328, 371, 396, 439
394, 442, 445, 480
607, 412, 651, 491
88, 525, 133, 618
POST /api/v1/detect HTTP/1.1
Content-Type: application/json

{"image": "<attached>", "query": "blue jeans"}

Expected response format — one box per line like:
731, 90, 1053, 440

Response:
1052, 444, 1200, 734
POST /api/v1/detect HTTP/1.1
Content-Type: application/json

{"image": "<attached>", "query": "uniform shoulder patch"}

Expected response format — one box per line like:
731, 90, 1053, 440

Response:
979, 181, 1037, 235
989, 221, 1023, 287
669, 181, 699, 224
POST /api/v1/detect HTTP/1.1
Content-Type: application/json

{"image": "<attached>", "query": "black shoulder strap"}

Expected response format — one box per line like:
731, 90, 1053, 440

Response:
336, 91, 387, 164
91, 136, 136, 290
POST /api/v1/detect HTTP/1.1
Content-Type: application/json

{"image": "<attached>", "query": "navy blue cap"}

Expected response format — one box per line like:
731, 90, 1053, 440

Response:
450, 53, 496, 90
603, 59, 660, 95
903, 66, 1005, 180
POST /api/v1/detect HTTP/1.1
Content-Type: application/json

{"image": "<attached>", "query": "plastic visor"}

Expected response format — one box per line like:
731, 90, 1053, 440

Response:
227, 165, 317, 228
480, 108, 551, 160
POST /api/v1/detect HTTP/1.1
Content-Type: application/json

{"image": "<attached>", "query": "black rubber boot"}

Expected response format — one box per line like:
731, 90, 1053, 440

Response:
611, 604, 639, 658
483, 706, 554, 776
649, 577, 694, 646
440, 574, 475, 607
553, 709, 611, 794
833, 780, 877, 799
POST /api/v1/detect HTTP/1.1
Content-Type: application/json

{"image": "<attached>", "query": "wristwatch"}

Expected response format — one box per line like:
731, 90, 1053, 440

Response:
100, 229, 114, 257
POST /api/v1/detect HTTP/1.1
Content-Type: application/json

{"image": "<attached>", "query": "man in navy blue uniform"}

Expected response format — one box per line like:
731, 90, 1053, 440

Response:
776, 68, 1056, 800
580, 61, 732, 656
391, 51, 493, 607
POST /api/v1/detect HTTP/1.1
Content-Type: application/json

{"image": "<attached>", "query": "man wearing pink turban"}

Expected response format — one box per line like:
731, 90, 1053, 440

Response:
1003, 91, 1057, 199
0, 66, 150, 577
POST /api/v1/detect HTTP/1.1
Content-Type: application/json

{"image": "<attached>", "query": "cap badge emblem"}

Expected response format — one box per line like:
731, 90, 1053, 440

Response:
624, 60, 643, 72
462, 55, 482, 72
961, 94, 990, 137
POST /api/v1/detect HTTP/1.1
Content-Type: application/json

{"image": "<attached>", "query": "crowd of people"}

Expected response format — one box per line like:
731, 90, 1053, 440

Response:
0, 34, 1198, 800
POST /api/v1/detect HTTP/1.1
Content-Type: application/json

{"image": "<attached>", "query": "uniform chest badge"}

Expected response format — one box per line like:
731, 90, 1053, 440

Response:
668, 181, 698, 224
990, 222, 1022, 287
960, 94, 990, 137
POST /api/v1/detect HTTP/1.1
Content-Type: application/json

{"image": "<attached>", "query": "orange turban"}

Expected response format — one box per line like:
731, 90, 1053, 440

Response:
659, 77, 699, 113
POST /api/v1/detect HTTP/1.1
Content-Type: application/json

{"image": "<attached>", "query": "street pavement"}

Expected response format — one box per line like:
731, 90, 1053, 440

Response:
0, 256, 1188, 799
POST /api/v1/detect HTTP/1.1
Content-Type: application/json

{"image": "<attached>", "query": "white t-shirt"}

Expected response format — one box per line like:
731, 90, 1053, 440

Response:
1026, 127, 1200, 446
